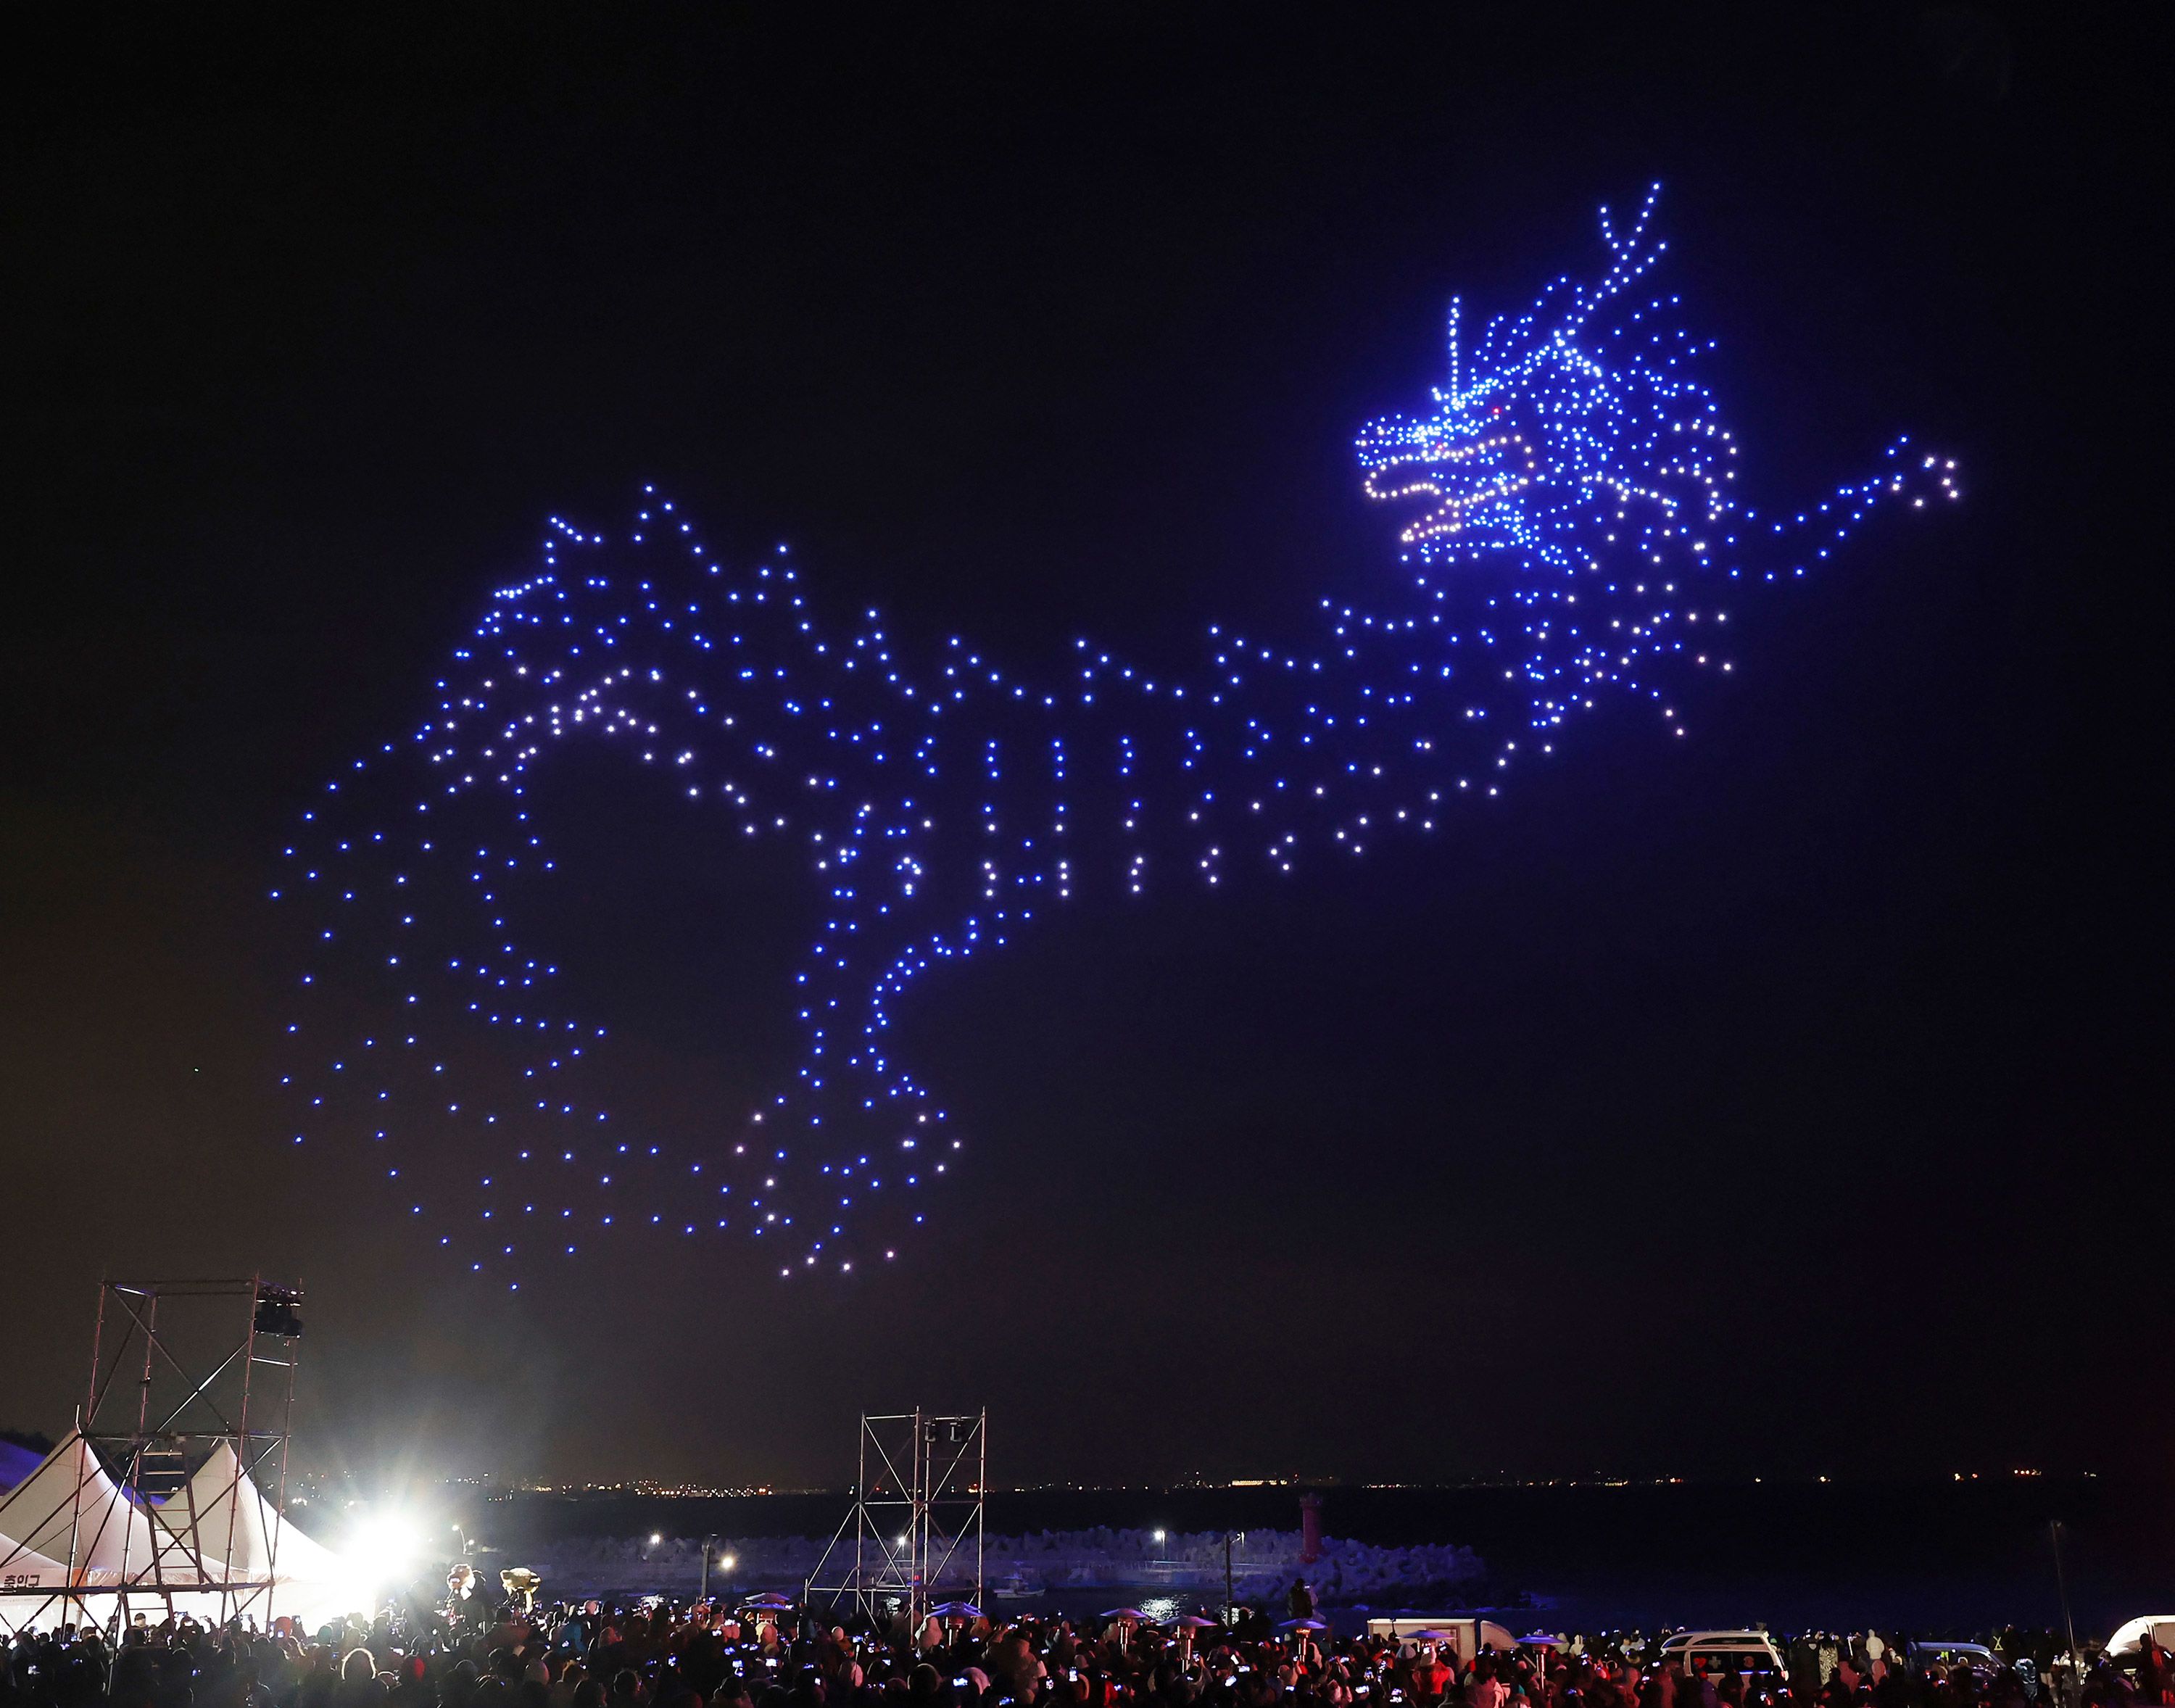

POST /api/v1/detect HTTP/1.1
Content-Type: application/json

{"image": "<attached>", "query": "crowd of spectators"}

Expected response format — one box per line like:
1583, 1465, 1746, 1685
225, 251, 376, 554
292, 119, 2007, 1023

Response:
5, 1586, 2170, 1708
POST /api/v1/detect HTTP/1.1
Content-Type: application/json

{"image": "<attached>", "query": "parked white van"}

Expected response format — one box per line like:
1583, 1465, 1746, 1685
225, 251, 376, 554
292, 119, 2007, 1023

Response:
1362, 1620, 1522, 1666
1657, 1632, 1789, 1680
2105, 1618, 2175, 1658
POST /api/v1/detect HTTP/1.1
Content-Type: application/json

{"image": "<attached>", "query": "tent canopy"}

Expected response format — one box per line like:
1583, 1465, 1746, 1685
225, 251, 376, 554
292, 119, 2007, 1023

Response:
0, 1433, 360, 1636
0, 1433, 178, 1587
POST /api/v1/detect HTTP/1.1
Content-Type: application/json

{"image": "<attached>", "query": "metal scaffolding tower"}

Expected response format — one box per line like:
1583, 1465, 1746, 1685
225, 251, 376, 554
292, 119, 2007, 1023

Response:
805, 1410, 985, 1630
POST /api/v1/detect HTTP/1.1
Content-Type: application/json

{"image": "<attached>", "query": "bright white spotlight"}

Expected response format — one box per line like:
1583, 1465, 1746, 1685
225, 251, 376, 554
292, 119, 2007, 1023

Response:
341, 1514, 423, 1607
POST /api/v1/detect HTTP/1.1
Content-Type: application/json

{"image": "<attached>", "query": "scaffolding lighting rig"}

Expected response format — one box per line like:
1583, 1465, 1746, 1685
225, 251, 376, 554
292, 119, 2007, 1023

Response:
805, 1410, 985, 1632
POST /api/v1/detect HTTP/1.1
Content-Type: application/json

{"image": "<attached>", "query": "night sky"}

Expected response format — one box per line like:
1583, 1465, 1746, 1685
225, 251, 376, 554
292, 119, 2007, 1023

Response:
1, 7, 2159, 1494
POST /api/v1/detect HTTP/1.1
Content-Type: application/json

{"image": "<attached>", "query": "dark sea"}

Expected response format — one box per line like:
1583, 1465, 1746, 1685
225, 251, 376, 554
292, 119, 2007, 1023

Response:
460, 1475, 2174, 1638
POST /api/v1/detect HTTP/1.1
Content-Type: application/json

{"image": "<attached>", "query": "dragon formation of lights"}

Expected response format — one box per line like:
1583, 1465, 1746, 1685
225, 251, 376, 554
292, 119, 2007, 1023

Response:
276, 188, 1959, 1282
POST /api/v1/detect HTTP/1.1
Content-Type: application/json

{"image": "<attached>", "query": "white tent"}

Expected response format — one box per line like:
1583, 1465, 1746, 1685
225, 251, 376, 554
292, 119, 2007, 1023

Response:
0, 1433, 360, 1636
156, 1444, 329, 1578
0, 1533, 78, 1600
151, 1442, 357, 1628
0, 1432, 179, 1587
0, 1432, 186, 1634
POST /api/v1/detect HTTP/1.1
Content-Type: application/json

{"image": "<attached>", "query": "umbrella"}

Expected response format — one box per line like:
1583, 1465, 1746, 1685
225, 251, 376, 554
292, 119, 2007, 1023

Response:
1102, 1608, 1148, 1622
1279, 1619, 1329, 1632
1519, 1634, 1565, 1649
929, 1602, 982, 1620
1176, 1617, 1219, 1630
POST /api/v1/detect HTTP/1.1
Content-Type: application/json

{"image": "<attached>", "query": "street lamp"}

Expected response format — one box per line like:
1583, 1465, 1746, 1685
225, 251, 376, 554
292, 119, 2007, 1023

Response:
700, 1535, 736, 1600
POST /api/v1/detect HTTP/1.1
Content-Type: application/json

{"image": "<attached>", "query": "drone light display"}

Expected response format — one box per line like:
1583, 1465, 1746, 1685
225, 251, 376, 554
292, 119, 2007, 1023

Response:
277, 188, 1958, 1282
